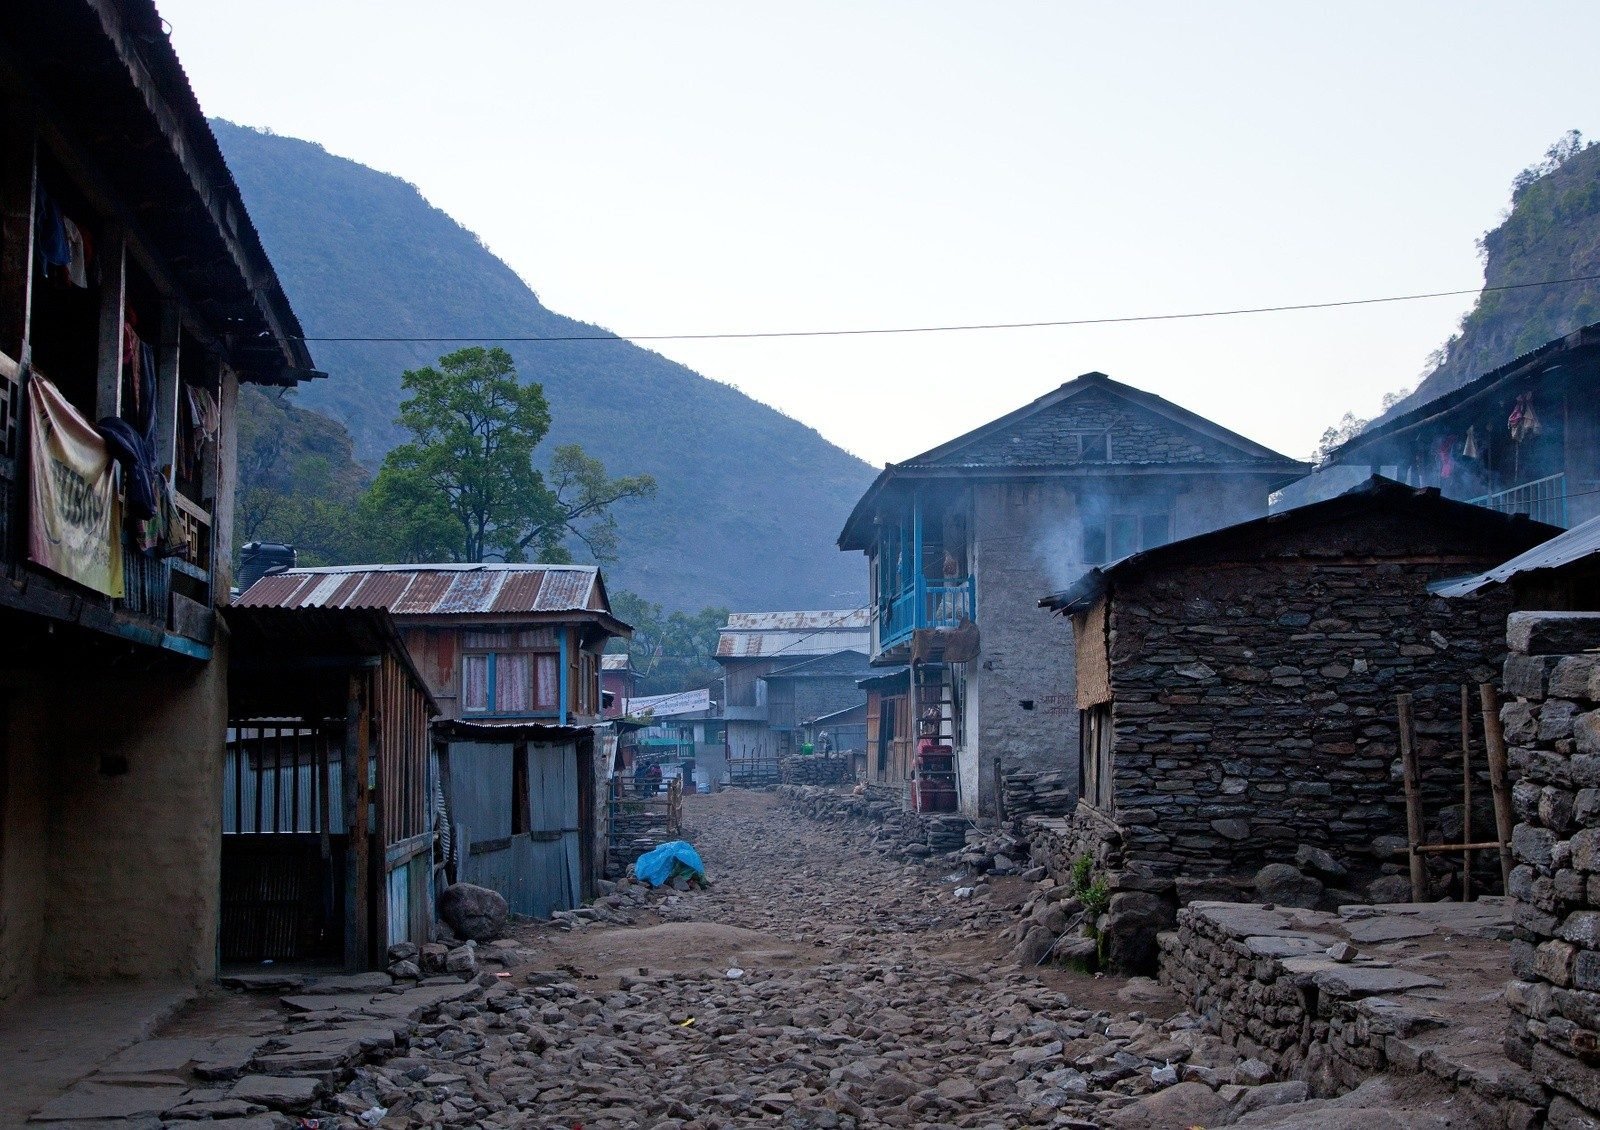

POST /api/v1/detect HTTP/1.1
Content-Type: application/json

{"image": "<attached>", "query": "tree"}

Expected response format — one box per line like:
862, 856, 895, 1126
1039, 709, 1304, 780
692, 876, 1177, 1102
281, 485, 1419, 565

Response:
1311, 387, 1411, 466
609, 591, 729, 695
366, 347, 655, 562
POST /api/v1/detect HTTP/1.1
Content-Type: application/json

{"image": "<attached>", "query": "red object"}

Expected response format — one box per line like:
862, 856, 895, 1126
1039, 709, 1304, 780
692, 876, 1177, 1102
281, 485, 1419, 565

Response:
918, 738, 952, 755
913, 777, 956, 812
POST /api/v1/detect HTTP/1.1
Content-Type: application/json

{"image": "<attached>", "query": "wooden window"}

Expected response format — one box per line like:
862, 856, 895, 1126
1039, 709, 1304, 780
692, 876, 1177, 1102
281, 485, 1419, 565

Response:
462, 654, 488, 712
463, 650, 558, 713
533, 654, 558, 709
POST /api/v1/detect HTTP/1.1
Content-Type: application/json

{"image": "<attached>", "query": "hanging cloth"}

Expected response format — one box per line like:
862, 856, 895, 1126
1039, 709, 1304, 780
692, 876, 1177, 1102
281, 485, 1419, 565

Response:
1509, 392, 1542, 443
1435, 437, 1455, 479
62, 216, 88, 288
34, 186, 71, 276
1461, 425, 1479, 460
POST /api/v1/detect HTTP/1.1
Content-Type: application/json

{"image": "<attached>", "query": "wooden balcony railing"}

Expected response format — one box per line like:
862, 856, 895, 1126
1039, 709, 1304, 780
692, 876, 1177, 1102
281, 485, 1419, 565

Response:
879, 574, 976, 654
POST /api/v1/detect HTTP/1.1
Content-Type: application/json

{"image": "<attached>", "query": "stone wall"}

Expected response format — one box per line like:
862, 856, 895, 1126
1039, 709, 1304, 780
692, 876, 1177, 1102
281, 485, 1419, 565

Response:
780, 755, 855, 786
1499, 611, 1600, 1128
1158, 900, 1543, 1126
1105, 559, 1515, 895
969, 480, 1082, 816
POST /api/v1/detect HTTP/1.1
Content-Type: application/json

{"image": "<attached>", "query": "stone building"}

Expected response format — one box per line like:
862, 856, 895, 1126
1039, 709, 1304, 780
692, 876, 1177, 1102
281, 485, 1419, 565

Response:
838, 372, 1307, 817
0, 1, 316, 1004
1037, 478, 1556, 967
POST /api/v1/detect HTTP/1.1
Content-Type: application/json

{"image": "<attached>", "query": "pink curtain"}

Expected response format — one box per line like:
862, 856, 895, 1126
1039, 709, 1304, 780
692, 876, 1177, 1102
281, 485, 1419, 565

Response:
462, 654, 488, 711
497, 653, 531, 713
534, 654, 558, 709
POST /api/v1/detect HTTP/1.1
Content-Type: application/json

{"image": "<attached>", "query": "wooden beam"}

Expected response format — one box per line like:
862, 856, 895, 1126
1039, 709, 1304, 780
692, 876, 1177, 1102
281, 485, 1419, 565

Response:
1397, 693, 1427, 902
343, 671, 370, 972
1480, 683, 1517, 890
0, 114, 36, 365
94, 223, 125, 420
1460, 685, 1474, 902
154, 300, 180, 474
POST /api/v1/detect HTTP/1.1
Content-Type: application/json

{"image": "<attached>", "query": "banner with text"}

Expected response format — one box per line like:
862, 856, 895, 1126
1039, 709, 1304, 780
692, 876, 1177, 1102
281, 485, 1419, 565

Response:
29, 373, 123, 597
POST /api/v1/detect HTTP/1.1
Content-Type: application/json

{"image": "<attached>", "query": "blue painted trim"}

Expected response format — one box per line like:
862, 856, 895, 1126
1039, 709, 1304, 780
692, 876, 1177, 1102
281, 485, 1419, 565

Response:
160, 633, 213, 661
558, 632, 569, 726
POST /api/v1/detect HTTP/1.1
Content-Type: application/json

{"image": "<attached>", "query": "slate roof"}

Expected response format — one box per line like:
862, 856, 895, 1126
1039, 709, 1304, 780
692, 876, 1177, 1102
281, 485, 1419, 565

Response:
840, 373, 1308, 549
1042, 476, 1560, 614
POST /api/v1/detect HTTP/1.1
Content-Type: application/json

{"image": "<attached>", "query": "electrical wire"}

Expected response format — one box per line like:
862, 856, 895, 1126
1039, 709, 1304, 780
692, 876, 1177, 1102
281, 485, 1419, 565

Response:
296, 271, 1600, 344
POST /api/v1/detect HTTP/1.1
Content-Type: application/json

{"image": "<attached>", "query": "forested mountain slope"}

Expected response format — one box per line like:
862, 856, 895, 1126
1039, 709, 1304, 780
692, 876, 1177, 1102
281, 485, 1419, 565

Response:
214, 121, 873, 611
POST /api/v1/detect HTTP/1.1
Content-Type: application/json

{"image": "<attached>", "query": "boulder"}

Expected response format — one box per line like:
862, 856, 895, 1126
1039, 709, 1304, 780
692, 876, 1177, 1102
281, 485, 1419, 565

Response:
1106, 1081, 1232, 1129
1254, 864, 1323, 909
444, 942, 479, 977
1293, 844, 1349, 881
437, 882, 509, 942
1367, 875, 1414, 904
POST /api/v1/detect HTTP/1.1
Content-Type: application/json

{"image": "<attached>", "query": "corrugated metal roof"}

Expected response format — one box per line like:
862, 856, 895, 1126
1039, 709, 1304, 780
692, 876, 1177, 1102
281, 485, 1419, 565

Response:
723, 609, 870, 630
237, 563, 603, 616
717, 627, 872, 659
601, 654, 632, 671
1433, 515, 1600, 597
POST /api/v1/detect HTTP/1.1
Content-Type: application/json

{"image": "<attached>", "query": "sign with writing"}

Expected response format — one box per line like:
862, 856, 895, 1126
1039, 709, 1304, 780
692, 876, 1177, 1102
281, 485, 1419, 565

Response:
29, 373, 123, 597
628, 688, 713, 718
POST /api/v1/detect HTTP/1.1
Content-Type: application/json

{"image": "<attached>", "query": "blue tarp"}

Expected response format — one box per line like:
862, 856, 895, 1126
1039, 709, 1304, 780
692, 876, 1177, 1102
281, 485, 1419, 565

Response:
634, 840, 707, 887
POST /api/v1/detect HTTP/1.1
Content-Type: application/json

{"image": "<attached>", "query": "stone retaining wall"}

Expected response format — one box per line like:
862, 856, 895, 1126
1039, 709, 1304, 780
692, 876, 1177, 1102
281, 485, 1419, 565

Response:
1499, 611, 1600, 1128
780, 755, 855, 787
1158, 900, 1544, 1127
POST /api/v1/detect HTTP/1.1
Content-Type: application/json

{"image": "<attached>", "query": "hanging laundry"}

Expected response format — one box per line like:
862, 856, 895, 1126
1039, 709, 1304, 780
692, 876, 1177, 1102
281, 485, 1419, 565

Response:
1509, 392, 1542, 442
1462, 425, 1479, 460
34, 186, 71, 276
96, 416, 159, 522
1435, 437, 1454, 479
62, 215, 88, 288
184, 384, 219, 439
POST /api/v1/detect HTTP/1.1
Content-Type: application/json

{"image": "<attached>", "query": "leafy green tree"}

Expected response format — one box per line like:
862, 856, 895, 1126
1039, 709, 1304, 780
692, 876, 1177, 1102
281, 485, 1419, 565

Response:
609, 591, 729, 695
366, 347, 655, 562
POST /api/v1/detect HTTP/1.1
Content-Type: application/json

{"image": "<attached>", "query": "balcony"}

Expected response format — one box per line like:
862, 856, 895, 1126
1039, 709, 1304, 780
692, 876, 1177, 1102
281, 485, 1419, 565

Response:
0, 353, 215, 658
1469, 473, 1567, 529
878, 574, 975, 659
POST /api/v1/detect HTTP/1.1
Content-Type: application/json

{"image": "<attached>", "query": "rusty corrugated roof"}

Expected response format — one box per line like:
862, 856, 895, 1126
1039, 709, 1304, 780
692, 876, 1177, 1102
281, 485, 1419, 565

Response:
237, 563, 604, 617
716, 608, 871, 659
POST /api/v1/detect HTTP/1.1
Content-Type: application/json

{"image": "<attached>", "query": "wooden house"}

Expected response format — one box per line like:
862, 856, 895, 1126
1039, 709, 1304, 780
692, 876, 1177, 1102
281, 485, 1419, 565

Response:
236, 563, 629, 919
1309, 322, 1600, 529
838, 373, 1307, 818
0, 0, 317, 1003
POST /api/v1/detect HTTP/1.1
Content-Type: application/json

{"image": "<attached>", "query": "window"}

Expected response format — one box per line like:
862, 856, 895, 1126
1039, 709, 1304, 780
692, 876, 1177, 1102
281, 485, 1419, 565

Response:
1082, 510, 1173, 565
1075, 432, 1109, 461
462, 651, 557, 714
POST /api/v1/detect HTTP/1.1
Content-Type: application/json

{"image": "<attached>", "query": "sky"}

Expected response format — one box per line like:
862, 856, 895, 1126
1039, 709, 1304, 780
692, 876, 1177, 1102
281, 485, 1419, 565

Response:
159, 1, 1600, 468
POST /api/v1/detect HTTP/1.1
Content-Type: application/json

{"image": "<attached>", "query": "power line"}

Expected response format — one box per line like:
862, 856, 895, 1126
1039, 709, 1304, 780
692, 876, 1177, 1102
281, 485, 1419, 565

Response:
297, 272, 1600, 344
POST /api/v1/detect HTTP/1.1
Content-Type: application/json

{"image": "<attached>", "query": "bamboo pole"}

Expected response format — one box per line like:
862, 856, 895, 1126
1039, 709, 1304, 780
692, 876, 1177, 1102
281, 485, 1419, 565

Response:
1461, 684, 1474, 902
1479, 683, 1517, 889
1397, 693, 1428, 902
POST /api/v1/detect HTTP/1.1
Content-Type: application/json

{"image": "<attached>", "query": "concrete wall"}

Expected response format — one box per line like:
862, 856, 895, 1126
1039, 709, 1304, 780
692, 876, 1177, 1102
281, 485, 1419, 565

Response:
0, 647, 226, 1002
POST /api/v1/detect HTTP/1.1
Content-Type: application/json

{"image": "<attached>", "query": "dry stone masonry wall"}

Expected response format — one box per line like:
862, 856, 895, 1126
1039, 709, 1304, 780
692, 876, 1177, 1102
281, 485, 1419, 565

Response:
1500, 611, 1600, 1128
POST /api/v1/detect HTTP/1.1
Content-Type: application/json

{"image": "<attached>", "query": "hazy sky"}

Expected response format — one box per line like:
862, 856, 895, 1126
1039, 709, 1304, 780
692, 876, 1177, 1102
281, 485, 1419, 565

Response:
160, 2, 1600, 468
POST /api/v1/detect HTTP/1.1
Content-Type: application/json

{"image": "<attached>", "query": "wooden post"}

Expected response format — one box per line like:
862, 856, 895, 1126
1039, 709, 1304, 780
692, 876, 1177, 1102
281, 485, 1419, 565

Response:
993, 756, 1006, 824
0, 117, 36, 364
1479, 683, 1517, 889
94, 225, 126, 420
344, 671, 371, 972
1397, 693, 1428, 902
1460, 685, 1473, 901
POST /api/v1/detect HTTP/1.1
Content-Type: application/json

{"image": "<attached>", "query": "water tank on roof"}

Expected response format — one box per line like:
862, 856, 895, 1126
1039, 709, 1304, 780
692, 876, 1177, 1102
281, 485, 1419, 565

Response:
238, 542, 295, 595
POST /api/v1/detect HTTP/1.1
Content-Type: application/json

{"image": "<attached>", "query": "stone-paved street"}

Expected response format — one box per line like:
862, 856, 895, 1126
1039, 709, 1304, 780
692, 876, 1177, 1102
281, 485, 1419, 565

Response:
329, 789, 1468, 1129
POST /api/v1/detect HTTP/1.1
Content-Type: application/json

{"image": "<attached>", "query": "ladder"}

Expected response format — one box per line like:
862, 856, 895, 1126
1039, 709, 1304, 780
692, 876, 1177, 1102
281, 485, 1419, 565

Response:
910, 661, 957, 812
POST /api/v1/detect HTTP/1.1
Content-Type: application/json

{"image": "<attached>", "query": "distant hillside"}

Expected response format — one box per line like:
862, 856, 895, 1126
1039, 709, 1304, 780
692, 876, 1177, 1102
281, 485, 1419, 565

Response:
1382, 132, 1600, 422
213, 121, 873, 611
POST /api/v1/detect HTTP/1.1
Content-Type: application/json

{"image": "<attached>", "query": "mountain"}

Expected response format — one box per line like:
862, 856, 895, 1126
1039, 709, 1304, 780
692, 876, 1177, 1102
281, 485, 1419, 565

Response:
211, 121, 874, 612
1381, 132, 1600, 422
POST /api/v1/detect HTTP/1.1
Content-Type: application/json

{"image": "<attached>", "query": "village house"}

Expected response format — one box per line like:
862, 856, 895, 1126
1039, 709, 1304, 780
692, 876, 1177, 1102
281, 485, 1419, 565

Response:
1037, 477, 1556, 967
221, 605, 438, 970
838, 373, 1308, 818
714, 609, 870, 780
235, 563, 629, 920
600, 652, 636, 718
0, 1, 318, 1005
1288, 321, 1600, 529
